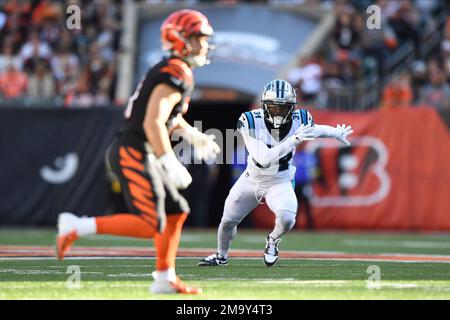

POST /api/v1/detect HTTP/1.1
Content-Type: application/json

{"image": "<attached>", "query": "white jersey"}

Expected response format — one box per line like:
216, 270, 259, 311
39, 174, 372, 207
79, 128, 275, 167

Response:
237, 108, 314, 186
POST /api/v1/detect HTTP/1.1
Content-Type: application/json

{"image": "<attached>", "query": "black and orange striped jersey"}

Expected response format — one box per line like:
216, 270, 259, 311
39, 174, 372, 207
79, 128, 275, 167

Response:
120, 56, 194, 150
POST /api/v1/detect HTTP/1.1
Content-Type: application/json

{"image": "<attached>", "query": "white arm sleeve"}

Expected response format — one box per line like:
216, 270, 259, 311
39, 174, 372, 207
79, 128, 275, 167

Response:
311, 124, 340, 138
241, 133, 296, 168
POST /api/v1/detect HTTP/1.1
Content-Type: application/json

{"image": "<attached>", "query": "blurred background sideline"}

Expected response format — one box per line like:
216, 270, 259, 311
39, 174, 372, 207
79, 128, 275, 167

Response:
0, 0, 449, 231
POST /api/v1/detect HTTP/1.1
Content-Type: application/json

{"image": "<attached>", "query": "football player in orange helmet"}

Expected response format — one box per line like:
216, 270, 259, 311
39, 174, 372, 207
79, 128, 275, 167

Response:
56, 9, 219, 295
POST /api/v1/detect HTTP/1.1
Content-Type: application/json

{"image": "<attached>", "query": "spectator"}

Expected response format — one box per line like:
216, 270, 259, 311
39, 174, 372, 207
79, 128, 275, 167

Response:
442, 26, 450, 82
94, 78, 112, 107
97, 18, 119, 63
0, 63, 27, 99
334, 10, 360, 51
0, 41, 22, 72
359, 16, 395, 77
64, 68, 92, 108
287, 57, 323, 103
418, 67, 450, 110
0, 0, 122, 107
27, 61, 55, 99
66, 84, 95, 108
388, 0, 420, 55
19, 31, 52, 71
381, 72, 413, 109
32, 0, 62, 26
50, 44, 80, 82
85, 42, 113, 96
410, 60, 428, 102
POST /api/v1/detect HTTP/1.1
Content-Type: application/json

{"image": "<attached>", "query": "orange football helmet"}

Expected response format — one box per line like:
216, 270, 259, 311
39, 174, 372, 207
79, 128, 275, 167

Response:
161, 9, 214, 67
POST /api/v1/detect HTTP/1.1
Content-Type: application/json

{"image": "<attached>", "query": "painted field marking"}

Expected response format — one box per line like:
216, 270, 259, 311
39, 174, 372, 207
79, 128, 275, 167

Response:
2, 245, 450, 263
343, 240, 450, 249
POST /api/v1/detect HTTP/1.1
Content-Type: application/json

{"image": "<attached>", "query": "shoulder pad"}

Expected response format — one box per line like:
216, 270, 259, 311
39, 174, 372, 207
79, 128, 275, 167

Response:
238, 112, 256, 137
160, 58, 193, 88
299, 109, 314, 126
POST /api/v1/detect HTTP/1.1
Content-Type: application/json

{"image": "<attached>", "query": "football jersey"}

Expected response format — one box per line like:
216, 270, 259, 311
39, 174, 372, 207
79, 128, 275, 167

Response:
120, 56, 194, 151
238, 108, 314, 185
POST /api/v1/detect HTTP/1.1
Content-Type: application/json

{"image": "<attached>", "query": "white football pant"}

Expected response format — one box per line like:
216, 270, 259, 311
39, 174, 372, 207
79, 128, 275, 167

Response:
217, 172, 298, 258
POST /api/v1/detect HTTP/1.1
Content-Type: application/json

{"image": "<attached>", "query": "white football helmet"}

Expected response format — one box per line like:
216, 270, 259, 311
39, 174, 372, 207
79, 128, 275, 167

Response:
261, 79, 297, 128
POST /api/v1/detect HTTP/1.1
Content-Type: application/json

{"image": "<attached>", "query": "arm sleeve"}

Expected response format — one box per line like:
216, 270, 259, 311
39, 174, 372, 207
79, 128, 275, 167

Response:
237, 113, 251, 136
241, 132, 296, 168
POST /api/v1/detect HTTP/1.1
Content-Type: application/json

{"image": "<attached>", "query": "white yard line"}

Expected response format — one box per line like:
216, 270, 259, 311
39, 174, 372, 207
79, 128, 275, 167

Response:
342, 239, 450, 249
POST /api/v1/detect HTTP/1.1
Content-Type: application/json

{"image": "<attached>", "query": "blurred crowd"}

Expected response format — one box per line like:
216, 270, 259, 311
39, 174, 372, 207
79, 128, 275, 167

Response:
0, 0, 448, 110
287, 0, 450, 110
0, 0, 122, 107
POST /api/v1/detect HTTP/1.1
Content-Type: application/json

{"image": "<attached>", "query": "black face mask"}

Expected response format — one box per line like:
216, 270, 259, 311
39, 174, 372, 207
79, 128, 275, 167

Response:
263, 102, 295, 128
266, 103, 292, 118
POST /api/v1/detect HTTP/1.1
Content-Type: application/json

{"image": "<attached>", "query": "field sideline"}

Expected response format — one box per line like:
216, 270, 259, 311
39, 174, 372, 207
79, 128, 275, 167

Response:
1, 229, 450, 299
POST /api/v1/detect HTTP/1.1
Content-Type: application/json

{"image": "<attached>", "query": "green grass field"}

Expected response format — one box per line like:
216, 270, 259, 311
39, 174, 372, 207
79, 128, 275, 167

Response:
1, 228, 450, 299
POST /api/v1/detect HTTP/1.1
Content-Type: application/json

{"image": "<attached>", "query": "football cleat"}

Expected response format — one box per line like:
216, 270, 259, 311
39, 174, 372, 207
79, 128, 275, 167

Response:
198, 252, 228, 266
150, 276, 202, 294
263, 235, 281, 267
56, 212, 79, 260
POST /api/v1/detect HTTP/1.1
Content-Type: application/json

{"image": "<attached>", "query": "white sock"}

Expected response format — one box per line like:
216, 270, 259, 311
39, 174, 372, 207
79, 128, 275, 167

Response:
156, 268, 176, 281
76, 217, 97, 237
217, 220, 237, 258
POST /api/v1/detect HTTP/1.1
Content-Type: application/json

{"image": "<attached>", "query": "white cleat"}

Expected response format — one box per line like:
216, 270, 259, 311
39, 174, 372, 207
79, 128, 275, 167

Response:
263, 235, 281, 267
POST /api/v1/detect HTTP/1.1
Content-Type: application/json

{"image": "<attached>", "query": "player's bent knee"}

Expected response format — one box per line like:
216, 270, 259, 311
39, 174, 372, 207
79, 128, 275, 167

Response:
277, 210, 297, 230
220, 215, 241, 229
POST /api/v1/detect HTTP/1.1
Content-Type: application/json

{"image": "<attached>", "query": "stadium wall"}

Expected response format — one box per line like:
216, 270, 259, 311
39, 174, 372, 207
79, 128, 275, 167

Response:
1, 106, 449, 230
253, 107, 450, 231
0, 107, 122, 225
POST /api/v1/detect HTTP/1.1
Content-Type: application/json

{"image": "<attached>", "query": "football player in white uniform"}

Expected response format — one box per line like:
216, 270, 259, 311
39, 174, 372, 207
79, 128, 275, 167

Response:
199, 79, 353, 267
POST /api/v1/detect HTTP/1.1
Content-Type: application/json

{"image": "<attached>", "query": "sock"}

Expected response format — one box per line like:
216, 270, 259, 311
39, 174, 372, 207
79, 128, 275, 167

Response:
217, 219, 237, 258
76, 217, 97, 236
95, 214, 156, 238
155, 267, 176, 282
154, 212, 188, 271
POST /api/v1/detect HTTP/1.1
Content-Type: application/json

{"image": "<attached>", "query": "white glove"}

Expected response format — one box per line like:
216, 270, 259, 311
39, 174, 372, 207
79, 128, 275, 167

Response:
181, 127, 221, 162
335, 124, 354, 146
158, 153, 192, 189
289, 124, 316, 146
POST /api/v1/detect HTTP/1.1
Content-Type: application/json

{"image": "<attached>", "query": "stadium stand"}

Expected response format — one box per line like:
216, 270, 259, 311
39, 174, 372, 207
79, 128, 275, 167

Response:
286, 0, 449, 111
0, 0, 122, 107
2, 0, 446, 111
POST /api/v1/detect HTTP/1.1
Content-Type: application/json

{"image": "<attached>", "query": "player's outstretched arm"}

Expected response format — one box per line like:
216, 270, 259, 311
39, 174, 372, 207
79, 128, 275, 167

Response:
242, 132, 301, 168
311, 124, 354, 146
